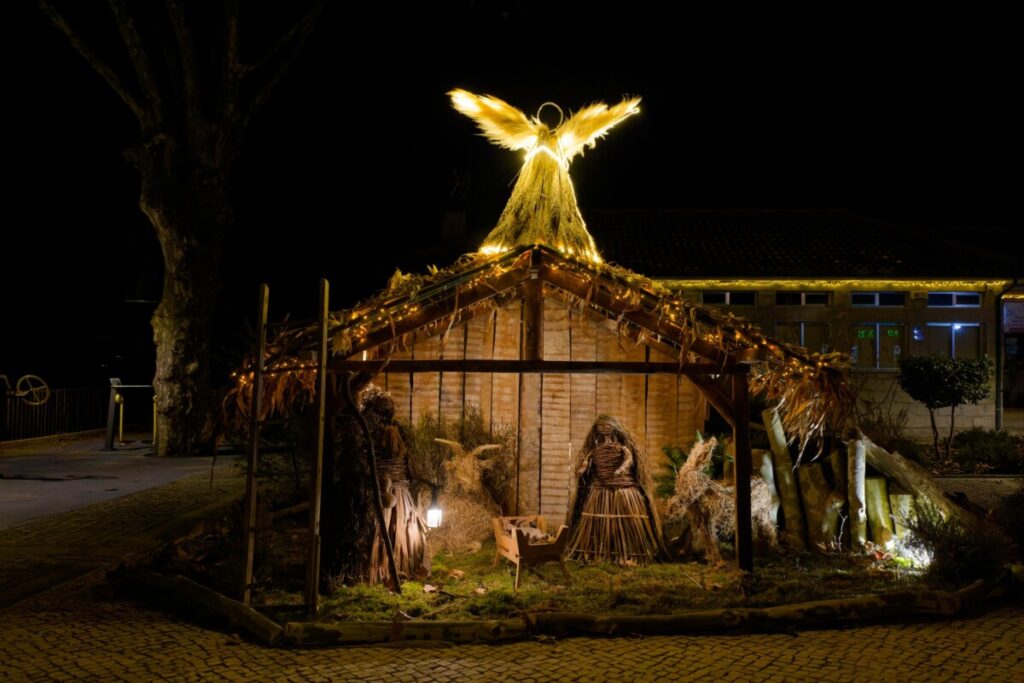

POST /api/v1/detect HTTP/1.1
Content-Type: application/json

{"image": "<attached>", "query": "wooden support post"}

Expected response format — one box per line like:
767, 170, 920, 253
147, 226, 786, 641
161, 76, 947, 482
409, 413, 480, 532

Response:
241, 284, 268, 605
522, 249, 544, 361
305, 279, 329, 615
732, 371, 753, 572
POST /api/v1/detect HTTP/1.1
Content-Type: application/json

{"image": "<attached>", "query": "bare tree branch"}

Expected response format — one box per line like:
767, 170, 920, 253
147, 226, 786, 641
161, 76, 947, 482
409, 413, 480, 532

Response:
107, 0, 163, 126
247, 1, 323, 74
164, 0, 200, 125
239, 0, 324, 134
36, 0, 144, 122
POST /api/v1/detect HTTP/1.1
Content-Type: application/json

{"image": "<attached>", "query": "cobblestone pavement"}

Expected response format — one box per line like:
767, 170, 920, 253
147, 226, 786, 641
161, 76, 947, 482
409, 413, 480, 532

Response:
0, 459, 242, 608
1, 461, 1021, 681
1, 573, 1021, 682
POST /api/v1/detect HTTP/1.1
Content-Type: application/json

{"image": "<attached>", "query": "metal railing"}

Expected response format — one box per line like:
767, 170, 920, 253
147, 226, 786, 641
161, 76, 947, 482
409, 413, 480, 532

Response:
1, 387, 107, 442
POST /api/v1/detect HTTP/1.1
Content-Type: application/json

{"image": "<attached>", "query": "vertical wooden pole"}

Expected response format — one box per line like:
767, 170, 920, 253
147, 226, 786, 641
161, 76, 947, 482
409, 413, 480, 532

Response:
732, 369, 753, 572
305, 278, 329, 615
241, 284, 268, 605
522, 248, 544, 362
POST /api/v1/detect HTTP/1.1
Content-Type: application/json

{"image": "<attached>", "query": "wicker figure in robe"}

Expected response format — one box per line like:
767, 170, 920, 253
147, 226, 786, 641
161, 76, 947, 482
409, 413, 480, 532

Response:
360, 386, 430, 584
566, 415, 666, 565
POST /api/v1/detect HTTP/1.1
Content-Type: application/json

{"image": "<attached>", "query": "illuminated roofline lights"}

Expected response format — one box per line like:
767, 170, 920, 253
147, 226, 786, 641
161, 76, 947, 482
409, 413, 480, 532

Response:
658, 279, 1012, 291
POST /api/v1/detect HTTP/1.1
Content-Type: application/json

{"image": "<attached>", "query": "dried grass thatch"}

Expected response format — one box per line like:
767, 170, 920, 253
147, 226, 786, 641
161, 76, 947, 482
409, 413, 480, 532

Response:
666, 437, 777, 565
221, 244, 854, 455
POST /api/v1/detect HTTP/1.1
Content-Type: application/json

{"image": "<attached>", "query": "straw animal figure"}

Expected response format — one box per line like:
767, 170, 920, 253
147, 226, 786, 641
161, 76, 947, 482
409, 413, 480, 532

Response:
566, 415, 666, 565
667, 437, 777, 566
429, 439, 503, 554
360, 385, 430, 584
449, 89, 640, 262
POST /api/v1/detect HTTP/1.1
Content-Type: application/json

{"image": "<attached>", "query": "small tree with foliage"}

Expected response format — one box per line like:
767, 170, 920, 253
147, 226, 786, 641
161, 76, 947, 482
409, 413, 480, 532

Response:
897, 355, 994, 459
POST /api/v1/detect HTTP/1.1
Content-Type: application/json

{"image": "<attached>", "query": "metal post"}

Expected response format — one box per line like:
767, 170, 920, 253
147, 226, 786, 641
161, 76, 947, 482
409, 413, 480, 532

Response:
732, 370, 753, 572
103, 378, 122, 451
241, 284, 269, 605
305, 278, 329, 615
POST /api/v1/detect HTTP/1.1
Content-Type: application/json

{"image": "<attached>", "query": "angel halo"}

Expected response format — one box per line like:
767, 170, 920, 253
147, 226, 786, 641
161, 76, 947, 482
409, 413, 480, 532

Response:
449, 89, 640, 263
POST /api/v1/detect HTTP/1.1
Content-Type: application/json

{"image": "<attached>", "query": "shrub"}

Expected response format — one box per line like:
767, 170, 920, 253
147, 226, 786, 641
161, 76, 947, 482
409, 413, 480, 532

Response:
905, 503, 1009, 586
897, 355, 994, 459
951, 427, 1024, 474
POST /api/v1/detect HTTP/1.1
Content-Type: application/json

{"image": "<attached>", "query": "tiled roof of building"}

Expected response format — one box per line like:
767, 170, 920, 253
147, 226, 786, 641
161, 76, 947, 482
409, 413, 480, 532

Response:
585, 209, 1017, 279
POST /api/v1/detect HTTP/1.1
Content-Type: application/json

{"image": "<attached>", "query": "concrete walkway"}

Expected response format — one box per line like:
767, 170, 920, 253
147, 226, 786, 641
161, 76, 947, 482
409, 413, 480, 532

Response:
0, 433, 237, 530
0, 457, 242, 609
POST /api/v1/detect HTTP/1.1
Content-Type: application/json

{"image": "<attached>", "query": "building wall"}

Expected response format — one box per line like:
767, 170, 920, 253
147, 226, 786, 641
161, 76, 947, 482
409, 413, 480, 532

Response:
380, 295, 705, 519
671, 282, 1004, 440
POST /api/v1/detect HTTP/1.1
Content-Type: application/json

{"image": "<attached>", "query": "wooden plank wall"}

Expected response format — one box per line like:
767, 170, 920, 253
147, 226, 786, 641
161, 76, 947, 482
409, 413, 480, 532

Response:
379, 296, 707, 519
540, 303, 571, 519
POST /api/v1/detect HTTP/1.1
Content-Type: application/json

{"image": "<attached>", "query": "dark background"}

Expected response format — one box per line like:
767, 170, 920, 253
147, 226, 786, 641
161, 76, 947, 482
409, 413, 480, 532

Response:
3, 2, 1019, 388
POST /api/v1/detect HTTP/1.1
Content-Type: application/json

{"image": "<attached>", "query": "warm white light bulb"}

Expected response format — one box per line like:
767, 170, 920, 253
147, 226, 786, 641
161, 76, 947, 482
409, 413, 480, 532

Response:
427, 506, 442, 529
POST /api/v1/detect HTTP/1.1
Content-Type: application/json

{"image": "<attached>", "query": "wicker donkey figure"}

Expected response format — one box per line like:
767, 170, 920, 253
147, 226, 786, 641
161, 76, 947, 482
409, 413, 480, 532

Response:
667, 436, 777, 565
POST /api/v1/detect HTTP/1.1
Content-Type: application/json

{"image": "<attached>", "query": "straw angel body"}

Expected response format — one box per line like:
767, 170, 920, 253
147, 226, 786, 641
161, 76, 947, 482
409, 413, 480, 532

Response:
449, 89, 640, 262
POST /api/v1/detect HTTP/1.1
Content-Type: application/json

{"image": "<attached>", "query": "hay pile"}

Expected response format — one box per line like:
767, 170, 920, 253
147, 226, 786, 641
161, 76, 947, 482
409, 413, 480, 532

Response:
667, 437, 777, 565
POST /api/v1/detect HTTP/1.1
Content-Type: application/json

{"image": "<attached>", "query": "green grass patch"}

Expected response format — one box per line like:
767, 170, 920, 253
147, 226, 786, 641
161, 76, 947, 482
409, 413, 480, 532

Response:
276, 540, 930, 624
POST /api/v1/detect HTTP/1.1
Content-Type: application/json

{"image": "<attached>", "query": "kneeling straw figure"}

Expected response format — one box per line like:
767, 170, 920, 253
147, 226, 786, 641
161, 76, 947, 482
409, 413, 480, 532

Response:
566, 415, 666, 565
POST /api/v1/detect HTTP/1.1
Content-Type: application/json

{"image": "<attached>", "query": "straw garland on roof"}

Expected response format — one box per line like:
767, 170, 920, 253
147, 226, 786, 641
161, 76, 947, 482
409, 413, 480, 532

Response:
221, 246, 854, 454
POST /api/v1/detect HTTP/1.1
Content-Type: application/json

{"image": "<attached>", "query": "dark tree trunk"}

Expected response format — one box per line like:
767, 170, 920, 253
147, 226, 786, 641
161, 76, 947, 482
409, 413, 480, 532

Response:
928, 407, 941, 457
140, 141, 230, 456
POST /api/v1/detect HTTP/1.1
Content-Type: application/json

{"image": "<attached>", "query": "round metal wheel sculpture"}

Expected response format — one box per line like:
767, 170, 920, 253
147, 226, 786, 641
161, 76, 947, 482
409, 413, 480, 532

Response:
16, 374, 50, 406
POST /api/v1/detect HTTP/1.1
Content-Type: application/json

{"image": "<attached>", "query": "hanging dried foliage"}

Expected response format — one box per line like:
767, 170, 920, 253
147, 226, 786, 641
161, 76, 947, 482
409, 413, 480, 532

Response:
221, 245, 854, 453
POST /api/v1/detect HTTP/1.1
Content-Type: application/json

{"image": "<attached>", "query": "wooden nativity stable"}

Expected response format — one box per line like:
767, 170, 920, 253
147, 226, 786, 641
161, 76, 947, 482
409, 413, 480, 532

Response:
230, 89, 859, 609
242, 244, 852, 572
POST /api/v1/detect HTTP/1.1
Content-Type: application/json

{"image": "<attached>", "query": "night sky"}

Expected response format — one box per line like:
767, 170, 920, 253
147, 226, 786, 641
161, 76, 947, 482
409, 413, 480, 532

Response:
4, 2, 1018, 388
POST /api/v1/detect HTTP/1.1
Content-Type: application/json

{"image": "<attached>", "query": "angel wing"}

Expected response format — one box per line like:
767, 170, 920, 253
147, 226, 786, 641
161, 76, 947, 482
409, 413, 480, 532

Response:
448, 89, 539, 151
557, 96, 641, 162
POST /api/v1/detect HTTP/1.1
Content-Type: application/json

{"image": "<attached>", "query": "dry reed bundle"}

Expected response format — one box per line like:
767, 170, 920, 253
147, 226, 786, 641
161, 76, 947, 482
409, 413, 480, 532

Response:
667, 437, 777, 565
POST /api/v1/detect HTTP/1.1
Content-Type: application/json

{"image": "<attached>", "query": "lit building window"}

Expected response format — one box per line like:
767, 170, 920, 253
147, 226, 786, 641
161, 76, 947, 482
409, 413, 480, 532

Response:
851, 323, 903, 369
927, 292, 981, 307
776, 291, 829, 306
925, 323, 981, 358
851, 292, 906, 307
701, 291, 757, 306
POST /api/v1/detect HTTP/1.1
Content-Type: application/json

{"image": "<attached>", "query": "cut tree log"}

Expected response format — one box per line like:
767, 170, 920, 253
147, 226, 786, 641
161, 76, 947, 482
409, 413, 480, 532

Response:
889, 492, 915, 539
865, 477, 895, 545
847, 439, 868, 549
138, 572, 283, 646
861, 438, 977, 529
797, 463, 844, 549
752, 449, 779, 526
763, 410, 806, 549
282, 618, 526, 646
527, 579, 997, 637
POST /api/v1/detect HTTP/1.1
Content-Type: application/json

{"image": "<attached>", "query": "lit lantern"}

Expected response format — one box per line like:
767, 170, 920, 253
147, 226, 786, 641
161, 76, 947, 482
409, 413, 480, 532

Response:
426, 487, 443, 529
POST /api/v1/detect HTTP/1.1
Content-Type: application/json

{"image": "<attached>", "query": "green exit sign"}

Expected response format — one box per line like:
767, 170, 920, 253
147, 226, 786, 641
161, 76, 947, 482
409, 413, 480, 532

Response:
857, 329, 875, 339
886, 328, 901, 337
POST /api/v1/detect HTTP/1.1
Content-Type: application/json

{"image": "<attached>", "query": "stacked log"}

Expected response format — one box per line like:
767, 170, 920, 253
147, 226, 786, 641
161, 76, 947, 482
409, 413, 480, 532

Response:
763, 410, 806, 549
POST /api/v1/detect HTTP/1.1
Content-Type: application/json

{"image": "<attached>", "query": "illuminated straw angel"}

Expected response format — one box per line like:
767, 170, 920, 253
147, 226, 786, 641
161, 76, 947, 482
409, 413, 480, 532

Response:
449, 89, 640, 262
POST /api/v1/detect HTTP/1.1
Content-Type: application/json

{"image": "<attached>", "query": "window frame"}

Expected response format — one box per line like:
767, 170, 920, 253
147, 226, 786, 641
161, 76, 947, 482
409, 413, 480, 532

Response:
775, 291, 830, 306
851, 322, 904, 370
850, 291, 907, 307
927, 291, 982, 308
925, 322, 982, 358
701, 291, 757, 306
775, 321, 832, 354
